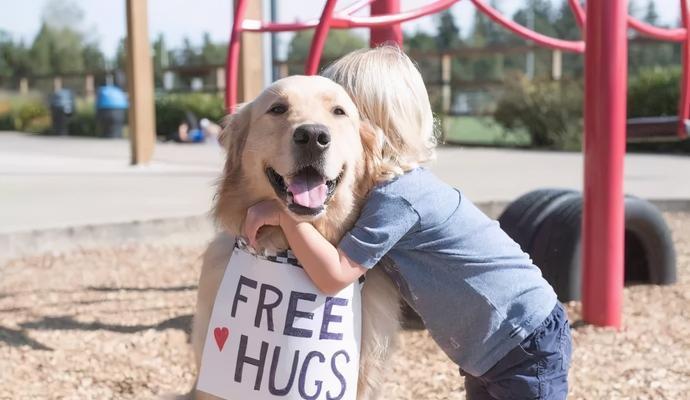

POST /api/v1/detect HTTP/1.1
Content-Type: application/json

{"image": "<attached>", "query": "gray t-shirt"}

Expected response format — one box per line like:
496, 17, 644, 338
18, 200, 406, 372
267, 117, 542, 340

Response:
339, 167, 557, 376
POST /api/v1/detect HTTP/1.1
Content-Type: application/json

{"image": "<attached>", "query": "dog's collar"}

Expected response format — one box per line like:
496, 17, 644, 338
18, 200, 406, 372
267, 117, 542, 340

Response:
235, 237, 365, 284
235, 237, 301, 267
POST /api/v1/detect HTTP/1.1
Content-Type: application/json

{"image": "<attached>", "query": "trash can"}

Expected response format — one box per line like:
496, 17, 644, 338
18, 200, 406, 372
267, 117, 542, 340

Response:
96, 86, 128, 138
50, 89, 75, 136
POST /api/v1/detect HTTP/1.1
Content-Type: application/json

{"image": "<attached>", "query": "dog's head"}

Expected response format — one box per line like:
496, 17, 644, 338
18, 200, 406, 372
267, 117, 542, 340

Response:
215, 75, 379, 247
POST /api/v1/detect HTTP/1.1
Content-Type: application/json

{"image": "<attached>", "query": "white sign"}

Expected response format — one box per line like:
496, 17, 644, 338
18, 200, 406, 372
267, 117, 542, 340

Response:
198, 247, 362, 400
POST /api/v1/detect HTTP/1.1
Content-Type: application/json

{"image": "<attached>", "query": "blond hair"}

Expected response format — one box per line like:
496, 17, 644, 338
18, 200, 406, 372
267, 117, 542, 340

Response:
322, 46, 437, 180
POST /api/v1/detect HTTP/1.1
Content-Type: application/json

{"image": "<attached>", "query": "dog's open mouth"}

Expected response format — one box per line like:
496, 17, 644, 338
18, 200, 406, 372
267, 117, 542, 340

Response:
266, 166, 341, 216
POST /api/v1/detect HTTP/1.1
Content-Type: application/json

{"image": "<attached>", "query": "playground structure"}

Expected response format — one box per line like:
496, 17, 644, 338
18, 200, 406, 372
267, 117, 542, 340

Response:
217, 0, 686, 329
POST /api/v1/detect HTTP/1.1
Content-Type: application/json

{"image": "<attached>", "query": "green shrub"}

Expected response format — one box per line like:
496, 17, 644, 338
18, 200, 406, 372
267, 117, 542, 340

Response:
14, 100, 50, 133
0, 103, 14, 130
155, 93, 225, 136
628, 66, 681, 118
494, 76, 583, 150
67, 108, 98, 136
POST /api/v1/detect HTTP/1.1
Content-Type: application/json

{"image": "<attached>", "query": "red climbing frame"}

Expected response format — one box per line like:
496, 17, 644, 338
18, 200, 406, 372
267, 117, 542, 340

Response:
226, 0, 690, 328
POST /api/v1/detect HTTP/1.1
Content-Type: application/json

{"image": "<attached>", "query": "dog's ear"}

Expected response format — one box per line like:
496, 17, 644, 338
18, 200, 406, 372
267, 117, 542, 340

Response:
220, 102, 252, 175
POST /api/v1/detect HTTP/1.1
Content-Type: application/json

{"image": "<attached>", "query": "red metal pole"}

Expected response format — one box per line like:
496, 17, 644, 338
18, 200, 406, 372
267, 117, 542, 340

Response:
582, 0, 628, 328
677, 0, 690, 138
305, 0, 338, 75
369, 0, 403, 47
225, 0, 248, 112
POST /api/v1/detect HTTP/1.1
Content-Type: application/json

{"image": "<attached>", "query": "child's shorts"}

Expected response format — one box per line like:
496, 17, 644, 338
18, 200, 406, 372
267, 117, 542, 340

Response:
460, 302, 572, 400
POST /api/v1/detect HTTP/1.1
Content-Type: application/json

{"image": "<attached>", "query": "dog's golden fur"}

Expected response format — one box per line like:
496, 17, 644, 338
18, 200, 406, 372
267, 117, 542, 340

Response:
191, 76, 400, 400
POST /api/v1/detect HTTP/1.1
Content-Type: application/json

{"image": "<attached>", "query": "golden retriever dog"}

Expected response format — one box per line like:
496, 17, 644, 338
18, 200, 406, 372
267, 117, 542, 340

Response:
191, 75, 400, 400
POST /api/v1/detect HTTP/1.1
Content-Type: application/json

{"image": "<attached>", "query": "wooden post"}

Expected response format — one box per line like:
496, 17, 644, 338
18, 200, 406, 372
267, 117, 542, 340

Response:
277, 62, 289, 79
85, 74, 95, 102
440, 53, 452, 143
552, 50, 563, 81
53, 76, 63, 91
216, 67, 226, 94
19, 78, 29, 95
125, 0, 156, 165
237, 0, 264, 103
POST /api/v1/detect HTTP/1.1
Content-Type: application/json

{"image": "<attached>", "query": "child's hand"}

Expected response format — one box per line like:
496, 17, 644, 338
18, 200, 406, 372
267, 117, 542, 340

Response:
244, 199, 288, 247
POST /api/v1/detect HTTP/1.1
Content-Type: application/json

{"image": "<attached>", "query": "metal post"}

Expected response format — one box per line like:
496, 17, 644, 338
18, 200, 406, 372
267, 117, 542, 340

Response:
582, 0, 628, 328
305, 0, 338, 75
370, 0, 403, 47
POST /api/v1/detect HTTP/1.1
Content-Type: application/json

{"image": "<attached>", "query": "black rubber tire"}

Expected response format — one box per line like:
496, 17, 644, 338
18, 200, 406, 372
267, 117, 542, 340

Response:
528, 196, 583, 302
498, 188, 578, 253
529, 195, 677, 301
623, 196, 677, 285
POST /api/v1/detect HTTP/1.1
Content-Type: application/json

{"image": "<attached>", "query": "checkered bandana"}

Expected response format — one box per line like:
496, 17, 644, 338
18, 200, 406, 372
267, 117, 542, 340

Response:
235, 237, 365, 284
235, 237, 301, 267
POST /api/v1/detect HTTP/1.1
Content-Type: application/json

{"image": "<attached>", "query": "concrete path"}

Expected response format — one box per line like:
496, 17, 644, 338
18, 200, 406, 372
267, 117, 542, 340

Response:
2, 131, 690, 235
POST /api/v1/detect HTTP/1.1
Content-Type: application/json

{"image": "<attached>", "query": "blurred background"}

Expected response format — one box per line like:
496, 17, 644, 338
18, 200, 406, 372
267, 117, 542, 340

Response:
0, 0, 685, 151
2, 2, 690, 398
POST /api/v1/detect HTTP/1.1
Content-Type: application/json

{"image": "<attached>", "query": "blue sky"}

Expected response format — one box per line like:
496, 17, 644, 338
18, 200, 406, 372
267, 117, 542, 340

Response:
0, 0, 681, 58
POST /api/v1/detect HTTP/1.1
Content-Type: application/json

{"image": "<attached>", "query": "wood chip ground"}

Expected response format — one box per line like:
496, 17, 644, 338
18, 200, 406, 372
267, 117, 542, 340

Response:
2, 213, 688, 399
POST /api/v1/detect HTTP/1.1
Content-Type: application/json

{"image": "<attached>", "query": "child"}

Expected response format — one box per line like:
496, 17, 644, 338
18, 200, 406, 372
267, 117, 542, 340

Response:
244, 46, 572, 400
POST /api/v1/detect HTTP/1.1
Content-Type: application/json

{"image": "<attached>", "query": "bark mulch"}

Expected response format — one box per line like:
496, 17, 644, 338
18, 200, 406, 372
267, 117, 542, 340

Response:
1, 213, 688, 399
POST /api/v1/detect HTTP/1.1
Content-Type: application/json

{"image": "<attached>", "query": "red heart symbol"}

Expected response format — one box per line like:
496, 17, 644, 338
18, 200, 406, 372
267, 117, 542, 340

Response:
214, 327, 229, 351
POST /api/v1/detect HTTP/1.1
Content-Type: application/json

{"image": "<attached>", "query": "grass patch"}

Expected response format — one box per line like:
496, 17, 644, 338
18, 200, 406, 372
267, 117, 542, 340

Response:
441, 116, 531, 146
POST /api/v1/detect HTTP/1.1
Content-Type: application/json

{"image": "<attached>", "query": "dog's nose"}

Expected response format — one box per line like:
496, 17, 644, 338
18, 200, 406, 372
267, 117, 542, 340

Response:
293, 124, 331, 151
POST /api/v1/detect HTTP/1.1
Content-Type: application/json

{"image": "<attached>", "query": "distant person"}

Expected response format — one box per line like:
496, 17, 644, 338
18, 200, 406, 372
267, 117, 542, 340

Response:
166, 111, 221, 144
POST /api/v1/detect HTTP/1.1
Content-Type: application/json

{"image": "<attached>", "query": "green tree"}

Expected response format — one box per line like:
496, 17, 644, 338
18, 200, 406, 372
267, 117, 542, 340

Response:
115, 38, 127, 71
512, 0, 559, 79
29, 23, 85, 75
286, 30, 366, 73
553, 0, 583, 78
82, 41, 105, 72
42, 0, 84, 30
404, 30, 437, 52
553, 0, 581, 40
152, 34, 167, 87
200, 32, 226, 65
0, 32, 31, 80
435, 10, 462, 51
468, 1, 516, 81
642, 0, 659, 25
629, 0, 677, 73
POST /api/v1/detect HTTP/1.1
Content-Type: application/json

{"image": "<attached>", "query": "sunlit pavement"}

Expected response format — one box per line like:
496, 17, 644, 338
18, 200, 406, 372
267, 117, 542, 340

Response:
2, 131, 689, 234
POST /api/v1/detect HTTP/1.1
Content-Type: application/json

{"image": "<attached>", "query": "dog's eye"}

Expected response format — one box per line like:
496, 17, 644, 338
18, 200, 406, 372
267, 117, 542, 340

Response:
268, 104, 288, 115
333, 106, 346, 116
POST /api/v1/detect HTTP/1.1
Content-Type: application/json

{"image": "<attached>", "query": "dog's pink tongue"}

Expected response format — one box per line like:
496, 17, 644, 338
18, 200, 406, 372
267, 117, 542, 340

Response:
288, 171, 327, 208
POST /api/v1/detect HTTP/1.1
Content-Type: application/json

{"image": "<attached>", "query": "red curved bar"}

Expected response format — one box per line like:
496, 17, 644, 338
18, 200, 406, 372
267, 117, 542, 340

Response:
471, 0, 584, 53
225, 0, 249, 111
339, 0, 376, 15
242, 0, 457, 32
242, 19, 320, 32
567, 0, 585, 31
305, 0, 339, 75
345, 0, 457, 28
628, 17, 686, 42
677, 0, 690, 138
569, 0, 686, 42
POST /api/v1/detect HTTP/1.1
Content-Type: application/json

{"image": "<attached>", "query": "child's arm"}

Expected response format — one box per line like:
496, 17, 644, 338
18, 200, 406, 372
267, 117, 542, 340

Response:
244, 200, 366, 295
